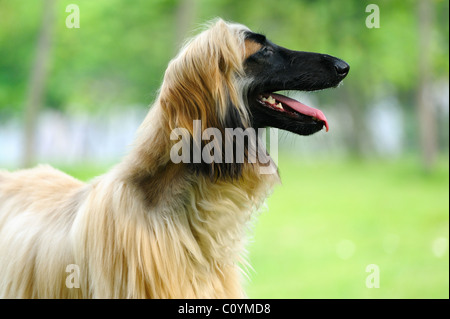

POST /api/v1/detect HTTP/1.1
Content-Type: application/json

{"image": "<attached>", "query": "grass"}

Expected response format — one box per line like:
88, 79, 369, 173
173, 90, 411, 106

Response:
246, 155, 449, 298
55, 155, 449, 299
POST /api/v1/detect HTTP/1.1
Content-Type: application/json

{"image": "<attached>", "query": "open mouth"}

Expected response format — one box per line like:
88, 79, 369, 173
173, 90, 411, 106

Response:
257, 93, 329, 132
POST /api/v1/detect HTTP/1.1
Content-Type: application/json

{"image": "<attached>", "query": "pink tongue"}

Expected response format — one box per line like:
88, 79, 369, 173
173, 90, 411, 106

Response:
271, 93, 329, 132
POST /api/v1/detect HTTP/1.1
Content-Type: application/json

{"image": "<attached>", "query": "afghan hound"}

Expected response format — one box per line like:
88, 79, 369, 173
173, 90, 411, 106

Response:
0, 19, 349, 298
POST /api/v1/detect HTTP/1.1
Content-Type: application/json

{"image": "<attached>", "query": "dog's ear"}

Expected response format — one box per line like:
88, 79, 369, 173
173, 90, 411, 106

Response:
160, 19, 247, 132
159, 19, 252, 180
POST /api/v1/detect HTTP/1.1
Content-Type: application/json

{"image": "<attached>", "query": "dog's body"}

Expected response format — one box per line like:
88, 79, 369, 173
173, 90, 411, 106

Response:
0, 19, 348, 298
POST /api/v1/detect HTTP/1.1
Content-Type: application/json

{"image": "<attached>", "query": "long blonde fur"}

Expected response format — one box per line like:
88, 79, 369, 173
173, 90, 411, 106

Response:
0, 19, 280, 298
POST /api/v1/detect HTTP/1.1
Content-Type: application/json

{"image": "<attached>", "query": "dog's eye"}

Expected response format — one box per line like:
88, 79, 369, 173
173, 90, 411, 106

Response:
260, 46, 274, 56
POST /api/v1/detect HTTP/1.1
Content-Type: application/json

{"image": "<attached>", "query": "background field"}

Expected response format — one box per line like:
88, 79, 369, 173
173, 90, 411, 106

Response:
59, 154, 449, 299
247, 155, 449, 298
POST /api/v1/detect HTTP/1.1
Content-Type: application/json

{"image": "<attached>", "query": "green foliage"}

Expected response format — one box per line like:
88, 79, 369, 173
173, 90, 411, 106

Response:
0, 0, 41, 113
0, 0, 448, 116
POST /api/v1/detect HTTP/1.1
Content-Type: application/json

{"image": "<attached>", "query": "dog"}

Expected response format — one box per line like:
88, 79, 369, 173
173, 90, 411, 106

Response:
0, 19, 348, 298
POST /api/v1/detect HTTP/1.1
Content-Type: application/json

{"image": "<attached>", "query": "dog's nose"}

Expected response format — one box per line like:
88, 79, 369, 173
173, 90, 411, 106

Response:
334, 59, 350, 77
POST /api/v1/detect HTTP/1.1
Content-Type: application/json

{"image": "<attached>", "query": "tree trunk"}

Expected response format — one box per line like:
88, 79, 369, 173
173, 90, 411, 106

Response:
174, 0, 197, 52
23, 0, 55, 167
417, 0, 437, 172
342, 87, 373, 157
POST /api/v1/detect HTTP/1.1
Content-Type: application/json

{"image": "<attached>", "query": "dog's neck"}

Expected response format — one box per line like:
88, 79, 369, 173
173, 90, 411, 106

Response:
119, 102, 280, 210
107, 102, 279, 297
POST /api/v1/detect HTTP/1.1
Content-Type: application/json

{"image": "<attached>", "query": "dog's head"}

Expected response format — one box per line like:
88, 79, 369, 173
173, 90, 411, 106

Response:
160, 19, 349, 178
243, 31, 349, 136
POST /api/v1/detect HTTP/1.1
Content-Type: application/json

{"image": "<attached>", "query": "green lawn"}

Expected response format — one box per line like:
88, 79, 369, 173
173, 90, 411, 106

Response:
246, 155, 449, 298
58, 155, 449, 299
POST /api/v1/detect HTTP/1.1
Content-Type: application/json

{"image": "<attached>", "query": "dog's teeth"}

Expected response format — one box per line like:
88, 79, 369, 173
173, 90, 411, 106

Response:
267, 96, 276, 104
275, 103, 283, 109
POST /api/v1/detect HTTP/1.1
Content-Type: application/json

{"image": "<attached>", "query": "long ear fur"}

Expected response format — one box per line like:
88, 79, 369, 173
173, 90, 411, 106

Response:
159, 19, 252, 180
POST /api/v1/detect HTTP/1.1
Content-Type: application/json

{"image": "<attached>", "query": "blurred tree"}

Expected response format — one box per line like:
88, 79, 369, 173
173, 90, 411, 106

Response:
417, 0, 438, 172
23, 0, 55, 167
0, 0, 448, 161
175, 0, 197, 51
